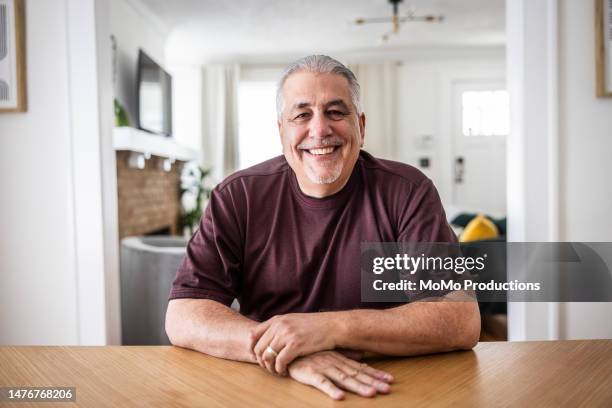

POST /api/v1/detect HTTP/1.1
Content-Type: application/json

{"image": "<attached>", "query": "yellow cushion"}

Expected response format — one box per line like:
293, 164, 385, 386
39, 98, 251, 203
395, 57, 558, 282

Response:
459, 214, 499, 242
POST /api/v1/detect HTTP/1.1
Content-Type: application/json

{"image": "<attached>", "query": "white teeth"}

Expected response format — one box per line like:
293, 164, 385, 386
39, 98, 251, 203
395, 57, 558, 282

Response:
308, 147, 335, 155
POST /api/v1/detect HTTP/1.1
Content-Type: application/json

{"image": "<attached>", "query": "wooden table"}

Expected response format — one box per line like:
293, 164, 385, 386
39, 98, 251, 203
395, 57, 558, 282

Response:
1, 341, 611, 407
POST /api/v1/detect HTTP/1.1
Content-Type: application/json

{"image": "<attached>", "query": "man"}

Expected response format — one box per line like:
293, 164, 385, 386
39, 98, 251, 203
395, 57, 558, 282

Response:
166, 55, 480, 400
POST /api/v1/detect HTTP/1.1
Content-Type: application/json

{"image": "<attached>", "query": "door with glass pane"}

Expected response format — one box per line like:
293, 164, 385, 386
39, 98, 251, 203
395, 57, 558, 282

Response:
451, 80, 508, 215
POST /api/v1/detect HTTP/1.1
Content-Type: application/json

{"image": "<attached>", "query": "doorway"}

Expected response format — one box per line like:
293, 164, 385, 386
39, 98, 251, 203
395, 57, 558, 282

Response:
451, 80, 508, 216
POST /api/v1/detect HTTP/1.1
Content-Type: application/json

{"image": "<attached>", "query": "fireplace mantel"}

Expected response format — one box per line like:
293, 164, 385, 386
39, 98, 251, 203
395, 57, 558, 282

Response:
113, 127, 198, 162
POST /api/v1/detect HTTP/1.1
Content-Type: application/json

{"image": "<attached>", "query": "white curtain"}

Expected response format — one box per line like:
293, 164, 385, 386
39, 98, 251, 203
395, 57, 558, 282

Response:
201, 64, 241, 183
349, 61, 399, 161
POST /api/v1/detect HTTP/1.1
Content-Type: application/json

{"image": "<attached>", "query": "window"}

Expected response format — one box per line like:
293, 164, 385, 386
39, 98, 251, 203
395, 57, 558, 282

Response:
461, 90, 509, 136
238, 81, 281, 169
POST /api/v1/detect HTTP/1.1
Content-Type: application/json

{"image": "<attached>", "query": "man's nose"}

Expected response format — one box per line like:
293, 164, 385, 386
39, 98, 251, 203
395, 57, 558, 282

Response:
308, 112, 333, 139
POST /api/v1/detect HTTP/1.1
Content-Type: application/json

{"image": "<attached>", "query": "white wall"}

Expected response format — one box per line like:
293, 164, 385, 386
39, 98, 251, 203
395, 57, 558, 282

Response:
0, 1, 77, 344
170, 65, 203, 153
558, 0, 612, 339
507, 0, 612, 341
110, 0, 169, 127
396, 52, 505, 207
560, 1, 612, 243
0, 0, 78, 344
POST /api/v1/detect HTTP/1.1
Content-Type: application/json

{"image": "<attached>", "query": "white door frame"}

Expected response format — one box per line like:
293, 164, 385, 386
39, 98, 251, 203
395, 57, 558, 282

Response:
66, 0, 121, 345
506, 0, 562, 341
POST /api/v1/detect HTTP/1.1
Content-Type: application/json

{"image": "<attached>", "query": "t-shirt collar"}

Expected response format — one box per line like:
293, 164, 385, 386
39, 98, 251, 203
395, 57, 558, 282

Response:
288, 155, 362, 210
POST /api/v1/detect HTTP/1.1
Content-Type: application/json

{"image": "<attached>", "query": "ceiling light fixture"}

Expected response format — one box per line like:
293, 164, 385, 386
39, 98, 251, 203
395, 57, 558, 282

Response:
355, 0, 444, 42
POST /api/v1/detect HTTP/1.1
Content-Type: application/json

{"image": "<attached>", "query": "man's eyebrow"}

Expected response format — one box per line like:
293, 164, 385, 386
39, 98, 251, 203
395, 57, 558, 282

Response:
291, 101, 311, 110
289, 99, 351, 111
326, 99, 350, 110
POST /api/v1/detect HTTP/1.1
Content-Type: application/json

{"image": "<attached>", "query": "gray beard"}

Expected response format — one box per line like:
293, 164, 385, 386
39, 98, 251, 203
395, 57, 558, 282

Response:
305, 162, 343, 185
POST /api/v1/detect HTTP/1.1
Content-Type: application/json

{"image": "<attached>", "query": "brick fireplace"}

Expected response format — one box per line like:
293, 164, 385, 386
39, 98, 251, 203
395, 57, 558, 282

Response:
116, 151, 185, 239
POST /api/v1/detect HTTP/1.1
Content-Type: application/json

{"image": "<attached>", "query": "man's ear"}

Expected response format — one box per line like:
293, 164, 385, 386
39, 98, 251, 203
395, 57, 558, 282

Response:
359, 112, 366, 147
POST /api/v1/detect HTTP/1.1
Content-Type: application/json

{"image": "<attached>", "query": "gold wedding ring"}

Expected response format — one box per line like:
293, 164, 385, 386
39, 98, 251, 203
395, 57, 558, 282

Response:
265, 346, 279, 357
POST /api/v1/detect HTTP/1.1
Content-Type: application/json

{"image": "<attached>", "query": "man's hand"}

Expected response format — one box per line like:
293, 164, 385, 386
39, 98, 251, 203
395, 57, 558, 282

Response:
250, 313, 337, 375
288, 351, 393, 400
250, 299, 480, 376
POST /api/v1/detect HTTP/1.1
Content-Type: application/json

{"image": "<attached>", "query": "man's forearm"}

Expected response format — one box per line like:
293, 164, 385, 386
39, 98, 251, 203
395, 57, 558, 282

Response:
165, 298, 258, 363
332, 300, 480, 356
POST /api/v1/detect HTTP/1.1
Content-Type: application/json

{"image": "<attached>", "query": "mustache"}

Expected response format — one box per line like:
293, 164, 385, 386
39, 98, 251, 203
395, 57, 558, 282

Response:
297, 136, 344, 150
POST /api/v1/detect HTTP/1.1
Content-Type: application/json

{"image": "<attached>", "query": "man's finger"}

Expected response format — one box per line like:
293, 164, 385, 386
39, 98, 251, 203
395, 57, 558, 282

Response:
323, 366, 376, 398
249, 321, 272, 352
332, 355, 394, 383
274, 344, 298, 375
351, 371, 391, 394
304, 373, 345, 400
331, 356, 392, 392
261, 346, 277, 374
356, 363, 394, 383
253, 327, 276, 367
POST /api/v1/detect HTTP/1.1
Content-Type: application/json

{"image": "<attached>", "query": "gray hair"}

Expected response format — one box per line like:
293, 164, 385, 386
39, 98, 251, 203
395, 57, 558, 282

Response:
276, 55, 361, 120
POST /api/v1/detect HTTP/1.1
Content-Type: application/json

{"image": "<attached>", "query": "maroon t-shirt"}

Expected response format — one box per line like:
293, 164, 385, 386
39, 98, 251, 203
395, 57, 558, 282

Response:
169, 150, 457, 321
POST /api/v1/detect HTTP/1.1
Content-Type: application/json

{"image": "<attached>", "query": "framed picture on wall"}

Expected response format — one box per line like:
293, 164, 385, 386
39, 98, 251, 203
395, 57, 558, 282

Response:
596, 0, 612, 97
0, 0, 26, 112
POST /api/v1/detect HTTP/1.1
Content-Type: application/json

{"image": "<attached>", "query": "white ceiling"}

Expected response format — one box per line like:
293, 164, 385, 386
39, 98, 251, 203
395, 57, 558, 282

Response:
138, 0, 505, 63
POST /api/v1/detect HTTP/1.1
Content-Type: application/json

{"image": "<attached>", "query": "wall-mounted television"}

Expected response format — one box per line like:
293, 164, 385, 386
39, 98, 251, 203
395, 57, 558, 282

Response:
136, 49, 172, 136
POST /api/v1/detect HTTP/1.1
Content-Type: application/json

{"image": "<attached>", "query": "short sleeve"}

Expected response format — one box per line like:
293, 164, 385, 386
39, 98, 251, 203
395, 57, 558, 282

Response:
396, 178, 461, 301
397, 178, 457, 243
168, 187, 243, 306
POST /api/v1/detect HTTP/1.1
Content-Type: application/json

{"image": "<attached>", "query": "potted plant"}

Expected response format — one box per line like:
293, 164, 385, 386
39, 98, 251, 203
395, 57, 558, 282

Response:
179, 165, 213, 237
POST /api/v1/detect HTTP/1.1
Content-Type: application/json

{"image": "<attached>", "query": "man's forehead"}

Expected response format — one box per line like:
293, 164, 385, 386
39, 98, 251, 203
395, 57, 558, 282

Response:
282, 71, 351, 104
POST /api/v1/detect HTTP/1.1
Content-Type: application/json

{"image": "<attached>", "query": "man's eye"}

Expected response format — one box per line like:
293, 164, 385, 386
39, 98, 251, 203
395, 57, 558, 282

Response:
327, 110, 347, 118
293, 112, 310, 120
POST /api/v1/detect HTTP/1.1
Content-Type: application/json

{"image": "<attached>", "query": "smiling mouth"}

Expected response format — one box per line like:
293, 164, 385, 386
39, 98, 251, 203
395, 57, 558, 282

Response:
301, 146, 341, 156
